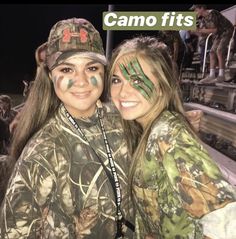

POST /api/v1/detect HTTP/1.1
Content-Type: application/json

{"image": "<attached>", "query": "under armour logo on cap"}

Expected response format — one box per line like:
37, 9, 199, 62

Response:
62, 28, 88, 43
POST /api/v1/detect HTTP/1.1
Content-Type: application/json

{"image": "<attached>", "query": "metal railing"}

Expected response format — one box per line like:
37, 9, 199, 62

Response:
225, 27, 236, 68
202, 33, 213, 78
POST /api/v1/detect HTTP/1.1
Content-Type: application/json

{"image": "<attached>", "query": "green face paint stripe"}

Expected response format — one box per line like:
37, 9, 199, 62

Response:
90, 76, 98, 86
131, 59, 154, 90
127, 59, 154, 94
119, 63, 130, 81
132, 58, 155, 91
119, 60, 153, 100
130, 65, 154, 94
67, 79, 74, 89
129, 75, 152, 96
133, 84, 150, 99
129, 59, 154, 99
126, 61, 136, 76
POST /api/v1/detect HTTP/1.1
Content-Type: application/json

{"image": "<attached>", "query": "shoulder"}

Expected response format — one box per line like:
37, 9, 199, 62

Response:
150, 111, 185, 138
208, 9, 223, 20
102, 101, 120, 115
98, 102, 124, 137
102, 102, 122, 122
148, 111, 194, 151
21, 118, 69, 162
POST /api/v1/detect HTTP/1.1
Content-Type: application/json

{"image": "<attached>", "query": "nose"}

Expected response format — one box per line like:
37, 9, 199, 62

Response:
74, 71, 89, 87
119, 81, 133, 98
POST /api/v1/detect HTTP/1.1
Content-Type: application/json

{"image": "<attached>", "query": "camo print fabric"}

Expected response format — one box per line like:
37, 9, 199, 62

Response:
0, 103, 134, 239
46, 18, 105, 69
202, 9, 233, 39
133, 110, 236, 239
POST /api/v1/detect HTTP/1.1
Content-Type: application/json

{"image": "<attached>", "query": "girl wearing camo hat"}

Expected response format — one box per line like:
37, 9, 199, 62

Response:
0, 18, 134, 239
108, 36, 236, 239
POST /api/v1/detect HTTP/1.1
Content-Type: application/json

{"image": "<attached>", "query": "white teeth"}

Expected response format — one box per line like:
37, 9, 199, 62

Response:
73, 92, 89, 96
121, 102, 138, 107
74, 93, 87, 95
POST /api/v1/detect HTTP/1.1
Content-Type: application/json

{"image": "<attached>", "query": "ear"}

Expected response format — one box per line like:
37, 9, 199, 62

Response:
35, 42, 47, 66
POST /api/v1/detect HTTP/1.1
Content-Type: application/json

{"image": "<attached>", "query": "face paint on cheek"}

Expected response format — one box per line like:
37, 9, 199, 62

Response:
52, 75, 63, 90
67, 79, 74, 89
53, 75, 74, 92
90, 76, 98, 86
90, 73, 103, 87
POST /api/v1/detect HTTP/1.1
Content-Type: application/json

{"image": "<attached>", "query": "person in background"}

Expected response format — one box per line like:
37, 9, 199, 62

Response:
0, 18, 134, 238
0, 95, 17, 153
0, 117, 10, 155
190, 4, 234, 84
108, 35, 236, 238
179, 30, 196, 68
0, 95, 17, 126
159, 30, 185, 80
9, 80, 35, 136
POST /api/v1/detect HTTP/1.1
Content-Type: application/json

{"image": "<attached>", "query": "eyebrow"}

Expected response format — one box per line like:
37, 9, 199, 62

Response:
58, 62, 74, 67
58, 60, 101, 67
86, 60, 101, 66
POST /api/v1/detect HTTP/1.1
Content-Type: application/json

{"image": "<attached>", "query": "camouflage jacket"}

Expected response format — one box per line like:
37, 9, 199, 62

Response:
203, 9, 233, 39
133, 110, 236, 239
0, 103, 134, 239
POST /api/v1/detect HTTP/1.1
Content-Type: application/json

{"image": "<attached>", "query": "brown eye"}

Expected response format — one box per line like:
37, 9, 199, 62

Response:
60, 67, 73, 73
130, 75, 143, 85
111, 77, 121, 84
87, 66, 98, 72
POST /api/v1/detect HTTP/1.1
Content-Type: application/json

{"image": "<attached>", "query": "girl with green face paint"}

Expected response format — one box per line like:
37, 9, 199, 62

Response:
109, 36, 236, 239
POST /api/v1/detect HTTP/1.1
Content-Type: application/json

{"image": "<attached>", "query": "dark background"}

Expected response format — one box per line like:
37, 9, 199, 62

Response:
0, 4, 234, 94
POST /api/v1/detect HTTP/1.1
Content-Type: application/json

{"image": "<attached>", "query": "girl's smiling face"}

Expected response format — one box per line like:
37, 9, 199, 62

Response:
110, 54, 158, 127
51, 55, 104, 118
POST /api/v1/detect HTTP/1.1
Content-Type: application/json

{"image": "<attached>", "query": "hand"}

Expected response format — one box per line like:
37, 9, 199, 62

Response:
185, 110, 203, 132
74, 207, 98, 238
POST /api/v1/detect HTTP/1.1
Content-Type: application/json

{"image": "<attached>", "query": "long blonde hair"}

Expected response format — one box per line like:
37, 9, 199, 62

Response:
108, 36, 197, 191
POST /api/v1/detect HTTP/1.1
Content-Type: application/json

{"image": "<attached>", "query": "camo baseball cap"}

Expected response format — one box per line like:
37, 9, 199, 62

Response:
46, 18, 106, 70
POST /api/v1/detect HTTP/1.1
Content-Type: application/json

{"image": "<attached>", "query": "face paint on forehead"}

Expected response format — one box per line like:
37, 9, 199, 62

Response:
119, 57, 155, 100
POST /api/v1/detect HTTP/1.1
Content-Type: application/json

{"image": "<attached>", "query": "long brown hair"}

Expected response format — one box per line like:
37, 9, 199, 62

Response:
108, 36, 197, 193
1, 64, 60, 201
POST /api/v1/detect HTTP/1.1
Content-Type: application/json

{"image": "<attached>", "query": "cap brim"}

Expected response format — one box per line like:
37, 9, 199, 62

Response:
70, 52, 107, 66
49, 51, 107, 70
58, 51, 106, 65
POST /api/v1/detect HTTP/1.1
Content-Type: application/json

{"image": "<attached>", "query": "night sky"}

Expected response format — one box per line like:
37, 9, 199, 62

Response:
0, 4, 234, 94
